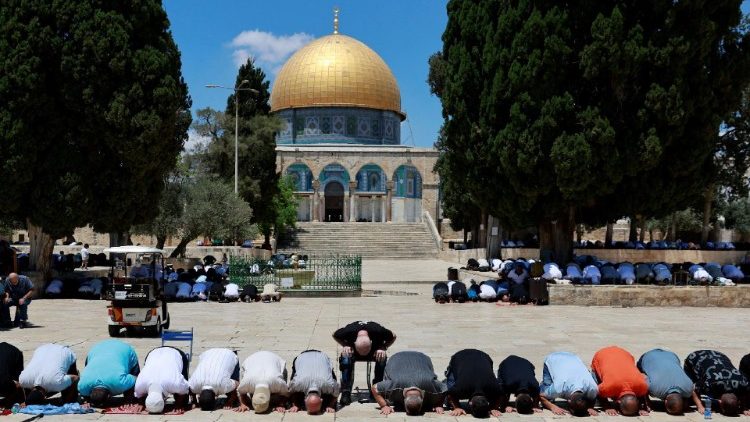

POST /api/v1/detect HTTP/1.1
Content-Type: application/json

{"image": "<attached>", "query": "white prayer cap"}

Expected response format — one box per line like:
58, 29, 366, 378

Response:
252, 383, 271, 413
145, 385, 164, 414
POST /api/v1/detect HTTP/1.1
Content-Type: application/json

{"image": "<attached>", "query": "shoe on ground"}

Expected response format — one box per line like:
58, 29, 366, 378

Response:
339, 392, 351, 406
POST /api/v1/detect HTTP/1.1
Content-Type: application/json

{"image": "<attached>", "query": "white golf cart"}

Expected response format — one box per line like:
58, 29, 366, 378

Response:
104, 246, 170, 337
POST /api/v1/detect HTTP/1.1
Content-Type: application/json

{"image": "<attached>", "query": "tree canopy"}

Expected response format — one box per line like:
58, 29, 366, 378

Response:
437, 0, 750, 260
0, 0, 191, 273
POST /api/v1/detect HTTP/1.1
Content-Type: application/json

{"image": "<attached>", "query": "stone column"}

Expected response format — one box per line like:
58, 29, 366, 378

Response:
312, 180, 320, 222
308, 194, 313, 222
344, 189, 350, 222
349, 181, 357, 222
386, 181, 394, 222
381, 196, 386, 223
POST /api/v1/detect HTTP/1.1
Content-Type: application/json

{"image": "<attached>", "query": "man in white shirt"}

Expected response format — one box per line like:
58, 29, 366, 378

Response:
20, 343, 79, 405
223, 282, 240, 301
134, 346, 190, 414
236, 351, 289, 413
288, 350, 339, 415
80, 244, 90, 270
188, 348, 240, 411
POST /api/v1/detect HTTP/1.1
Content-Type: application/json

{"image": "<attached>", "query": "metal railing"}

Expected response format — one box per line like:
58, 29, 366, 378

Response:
229, 255, 362, 291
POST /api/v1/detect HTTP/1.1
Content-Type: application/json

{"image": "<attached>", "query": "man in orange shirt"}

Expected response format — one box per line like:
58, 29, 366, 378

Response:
591, 346, 649, 416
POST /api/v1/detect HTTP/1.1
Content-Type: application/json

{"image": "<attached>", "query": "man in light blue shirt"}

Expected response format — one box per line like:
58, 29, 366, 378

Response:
638, 349, 701, 415
539, 351, 598, 416
79, 340, 140, 408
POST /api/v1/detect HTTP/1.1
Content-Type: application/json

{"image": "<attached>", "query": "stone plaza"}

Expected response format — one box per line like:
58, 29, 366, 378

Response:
2, 259, 750, 421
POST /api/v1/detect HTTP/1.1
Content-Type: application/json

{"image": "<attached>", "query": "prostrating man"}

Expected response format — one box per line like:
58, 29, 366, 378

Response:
445, 349, 503, 417
497, 355, 540, 414
79, 339, 140, 408
538, 351, 598, 416
637, 348, 701, 415
1, 273, 35, 328
20, 343, 79, 405
236, 351, 289, 413
432, 282, 449, 303
371, 351, 446, 415
287, 350, 339, 414
591, 346, 649, 416
333, 320, 396, 405
507, 262, 530, 303
684, 350, 750, 416
741, 353, 750, 382
188, 348, 240, 411
134, 346, 191, 414
0, 342, 24, 409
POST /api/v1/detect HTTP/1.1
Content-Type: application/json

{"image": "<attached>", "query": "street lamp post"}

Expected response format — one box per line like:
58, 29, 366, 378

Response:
206, 81, 259, 194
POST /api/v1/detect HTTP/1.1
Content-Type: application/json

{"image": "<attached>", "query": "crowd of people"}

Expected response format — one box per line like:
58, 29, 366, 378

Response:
2, 320, 750, 418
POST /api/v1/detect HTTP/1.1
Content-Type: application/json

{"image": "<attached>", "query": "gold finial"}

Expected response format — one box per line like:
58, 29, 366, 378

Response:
333, 7, 339, 34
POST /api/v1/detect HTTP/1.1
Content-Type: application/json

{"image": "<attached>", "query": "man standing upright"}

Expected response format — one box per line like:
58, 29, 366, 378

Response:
333, 320, 396, 405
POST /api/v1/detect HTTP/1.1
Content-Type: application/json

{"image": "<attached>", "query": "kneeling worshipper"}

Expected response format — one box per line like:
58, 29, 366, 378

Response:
79, 339, 140, 408
497, 355, 540, 414
20, 343, 79, 405
260, 283, 282, 302
689, 264, 712, 284
134, 346, 190, 414
445, 349, 503, 418
684, 350, 750, 416
653, 263, 672, 284
542, 263, 563, 281
539, 351, 598, 416
0, 342, 24, 409
236, 350, 289, 413
507, 263, 530, 303
617, 262, 636, 285
188, 348, 240, 411
635, 263, 654, 284
449, 280, 467, 302
592, 346, 650, 416
637, 348, 701, 415
582, 264, 601, 284
478, 280, 498, 301
370, 351, 446, 415
432, 282, 449, 303
722, 264, 745, 283
288, 350, 339, 415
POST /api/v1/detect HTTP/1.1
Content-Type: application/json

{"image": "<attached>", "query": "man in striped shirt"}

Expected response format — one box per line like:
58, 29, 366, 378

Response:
288, 350, 339, 414
188, 348, 240, 411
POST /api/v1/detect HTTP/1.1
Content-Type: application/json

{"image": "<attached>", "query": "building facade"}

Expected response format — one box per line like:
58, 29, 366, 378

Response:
272, 14, 439, 223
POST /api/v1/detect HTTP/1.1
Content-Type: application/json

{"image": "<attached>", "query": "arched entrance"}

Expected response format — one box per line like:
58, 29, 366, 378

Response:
324, 181, 345, 222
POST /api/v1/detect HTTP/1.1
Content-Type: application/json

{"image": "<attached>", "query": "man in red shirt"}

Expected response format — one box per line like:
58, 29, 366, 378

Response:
591, 346, 649, 416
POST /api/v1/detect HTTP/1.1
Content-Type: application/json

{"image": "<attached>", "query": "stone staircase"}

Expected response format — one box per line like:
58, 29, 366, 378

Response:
279, 222, 439, 259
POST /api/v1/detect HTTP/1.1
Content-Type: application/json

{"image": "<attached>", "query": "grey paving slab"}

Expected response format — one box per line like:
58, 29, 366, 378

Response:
2, 280, 750, 420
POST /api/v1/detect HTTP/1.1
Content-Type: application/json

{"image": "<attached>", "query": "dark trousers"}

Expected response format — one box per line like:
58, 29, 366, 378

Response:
1, 298, 30, 323
339, 354, 386, 393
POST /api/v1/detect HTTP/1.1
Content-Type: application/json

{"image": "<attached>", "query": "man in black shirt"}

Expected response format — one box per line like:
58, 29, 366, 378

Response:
0, 342, 24, 409
333, 320, 396, 406
684, 350, 750, 416
445, 349, 503, 417
497, 355, 540, 414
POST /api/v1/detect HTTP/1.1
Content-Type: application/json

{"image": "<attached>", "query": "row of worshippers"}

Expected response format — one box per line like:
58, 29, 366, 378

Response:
432, 277, 544, 304
477, 257, 746, 285
575, 239, 739, 251
3, 341, 750, 417
44, 277, 104, 299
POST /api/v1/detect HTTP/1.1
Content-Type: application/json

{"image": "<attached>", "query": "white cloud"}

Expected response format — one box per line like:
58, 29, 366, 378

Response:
229, 30, 313, 72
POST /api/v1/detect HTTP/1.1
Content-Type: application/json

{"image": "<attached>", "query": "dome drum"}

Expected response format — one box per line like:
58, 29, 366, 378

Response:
276, 107, 401, 145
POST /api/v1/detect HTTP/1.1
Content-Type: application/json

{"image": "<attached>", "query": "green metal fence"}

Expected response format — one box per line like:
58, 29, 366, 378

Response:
229, 255, 362, 291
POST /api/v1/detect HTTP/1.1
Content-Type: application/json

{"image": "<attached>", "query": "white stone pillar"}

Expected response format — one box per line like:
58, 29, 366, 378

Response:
312, 180, 320, 222
381, 196, 386, 223
308, 194, 313, 221
371, 199, 376, 223
349, 181, 357, 223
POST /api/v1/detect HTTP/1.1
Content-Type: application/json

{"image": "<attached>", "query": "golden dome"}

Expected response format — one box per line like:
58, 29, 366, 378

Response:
270, 34, 404, 119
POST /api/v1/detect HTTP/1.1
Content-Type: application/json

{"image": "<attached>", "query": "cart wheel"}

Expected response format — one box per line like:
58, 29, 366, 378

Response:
146, 318, 162, 338
125, 327, 137, 337
162, 313, 170, 330
108, 325, 121, 337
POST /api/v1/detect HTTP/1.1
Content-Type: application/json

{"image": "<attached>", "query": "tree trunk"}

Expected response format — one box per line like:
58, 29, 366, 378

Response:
539, 208, 575, 264
170, 236, 192, 258
575, 224, 584, 244
27, 220, 54, 279
262, 232, 272, 250
478, 209, 488, 248
628, 216, 638, 243
701, 186, 713, 244
109, 232, 130, 247
156, 236, 166, 250
639, 216, 646, 243
605, 223, 614, 245
668, 214, 677, 242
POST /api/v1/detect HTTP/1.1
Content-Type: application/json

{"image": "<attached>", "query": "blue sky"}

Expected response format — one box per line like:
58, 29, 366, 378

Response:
163, 0, 448, 148
164, 1, 750, 148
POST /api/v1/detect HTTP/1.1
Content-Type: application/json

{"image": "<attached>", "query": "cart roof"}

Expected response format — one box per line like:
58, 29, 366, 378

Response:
103, 246, 165, 254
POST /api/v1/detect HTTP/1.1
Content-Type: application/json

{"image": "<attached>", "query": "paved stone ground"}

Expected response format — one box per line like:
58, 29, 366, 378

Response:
362, 259, 455, 283
3, 278, 750, 421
